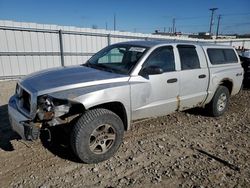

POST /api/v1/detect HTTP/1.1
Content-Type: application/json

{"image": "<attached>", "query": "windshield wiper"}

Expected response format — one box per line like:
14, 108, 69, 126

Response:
95, 64, 116, 73
81, 61, 91, 67
83, 63, 115, 73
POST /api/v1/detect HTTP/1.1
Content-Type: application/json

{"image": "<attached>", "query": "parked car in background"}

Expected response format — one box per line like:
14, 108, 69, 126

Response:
238, 50, 250, 85
8, 41, 243, 163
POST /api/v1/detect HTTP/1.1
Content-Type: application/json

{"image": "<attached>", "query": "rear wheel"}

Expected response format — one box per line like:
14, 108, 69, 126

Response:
71, 108, 124, 163
206, 86, 230, 117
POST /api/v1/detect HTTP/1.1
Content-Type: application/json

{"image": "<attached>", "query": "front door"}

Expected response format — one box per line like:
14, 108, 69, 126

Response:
130, 46, 179, 120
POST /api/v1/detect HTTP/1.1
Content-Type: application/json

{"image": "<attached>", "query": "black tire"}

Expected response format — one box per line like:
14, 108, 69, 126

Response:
206, 86, 230, 117
71, 108, 124, 163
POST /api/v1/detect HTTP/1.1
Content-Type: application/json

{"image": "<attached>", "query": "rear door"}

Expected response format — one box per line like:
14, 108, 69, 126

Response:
177, 45, 209, 110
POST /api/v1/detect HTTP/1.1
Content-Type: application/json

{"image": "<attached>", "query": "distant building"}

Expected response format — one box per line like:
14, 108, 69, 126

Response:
152, 30, 190, 38
214, 35, 237, 39
152, 30, 243, 40
189, 32, 212, 39
236, 34, 250, 39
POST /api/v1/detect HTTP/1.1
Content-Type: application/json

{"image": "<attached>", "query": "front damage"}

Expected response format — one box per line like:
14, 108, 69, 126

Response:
27, 95, 84, 140
9, 82, 130, 141
9, 92, 85, 141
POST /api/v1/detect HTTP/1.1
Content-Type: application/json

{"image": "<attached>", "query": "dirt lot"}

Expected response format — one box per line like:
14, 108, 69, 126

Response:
0, 80, 249, 188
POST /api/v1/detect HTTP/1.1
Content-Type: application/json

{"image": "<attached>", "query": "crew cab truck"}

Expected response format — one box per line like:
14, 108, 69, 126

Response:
8, 41, 243, 163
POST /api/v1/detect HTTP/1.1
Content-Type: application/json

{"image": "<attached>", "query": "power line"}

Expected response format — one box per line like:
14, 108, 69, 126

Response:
120, 11, 250, 33
176, 16, 210, 20
222, 22, 250, 28
221, 12, 250, 16
162, 12, 250, 22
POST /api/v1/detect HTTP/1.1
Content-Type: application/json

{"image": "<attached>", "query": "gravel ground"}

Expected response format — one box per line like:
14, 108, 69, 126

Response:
0, 80, 249, 188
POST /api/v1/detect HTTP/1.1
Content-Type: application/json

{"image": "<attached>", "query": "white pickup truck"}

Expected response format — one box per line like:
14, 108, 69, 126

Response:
8, 41, 243, 163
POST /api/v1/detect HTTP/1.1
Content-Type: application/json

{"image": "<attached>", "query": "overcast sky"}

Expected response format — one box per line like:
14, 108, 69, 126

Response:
0, 0, 249, 34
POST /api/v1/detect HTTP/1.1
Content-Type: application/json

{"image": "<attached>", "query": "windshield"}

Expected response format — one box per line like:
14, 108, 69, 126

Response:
85, 44, 148, 75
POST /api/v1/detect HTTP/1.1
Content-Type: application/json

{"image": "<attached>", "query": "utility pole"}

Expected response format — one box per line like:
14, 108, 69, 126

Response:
216, 15, 221, 38
105, 22, 108, 30
114, 13, 116, 31
172, 18, 176, 34
209, 8, 218, 34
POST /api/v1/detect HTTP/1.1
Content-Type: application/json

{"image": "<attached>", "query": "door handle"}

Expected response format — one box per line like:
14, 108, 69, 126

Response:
198, 74, 206, 79
167, 78, 178, 83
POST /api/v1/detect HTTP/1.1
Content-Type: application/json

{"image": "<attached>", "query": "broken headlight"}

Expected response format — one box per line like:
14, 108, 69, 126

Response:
16, 83, 22, 98
37, 95, 70, 121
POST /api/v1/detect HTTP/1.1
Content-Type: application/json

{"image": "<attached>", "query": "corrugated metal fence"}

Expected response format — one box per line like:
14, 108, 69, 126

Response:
0, 20, 250, 79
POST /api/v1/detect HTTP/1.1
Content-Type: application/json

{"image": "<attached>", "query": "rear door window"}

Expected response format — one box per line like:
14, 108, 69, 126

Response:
207, 48, 238, 64
177, 45, 200, 70
224, 49, 238, 62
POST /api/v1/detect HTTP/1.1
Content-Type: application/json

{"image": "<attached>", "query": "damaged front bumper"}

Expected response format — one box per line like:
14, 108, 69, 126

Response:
8, 96, 40, 140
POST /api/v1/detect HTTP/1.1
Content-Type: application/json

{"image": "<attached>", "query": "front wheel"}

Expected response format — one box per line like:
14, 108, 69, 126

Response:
206, 86, 230, 117
71, 108, 124, 163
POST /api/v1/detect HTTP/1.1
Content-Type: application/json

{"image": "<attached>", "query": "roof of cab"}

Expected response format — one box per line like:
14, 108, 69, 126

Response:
117, 40, 233, 48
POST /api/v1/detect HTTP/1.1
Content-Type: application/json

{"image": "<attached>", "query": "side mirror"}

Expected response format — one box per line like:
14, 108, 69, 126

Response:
141, 66, 164, 75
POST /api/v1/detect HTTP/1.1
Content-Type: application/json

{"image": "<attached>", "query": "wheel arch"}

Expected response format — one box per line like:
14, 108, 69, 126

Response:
218, 78, 233, 95
89, 101, 129, 131
204, 78, 233, 106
